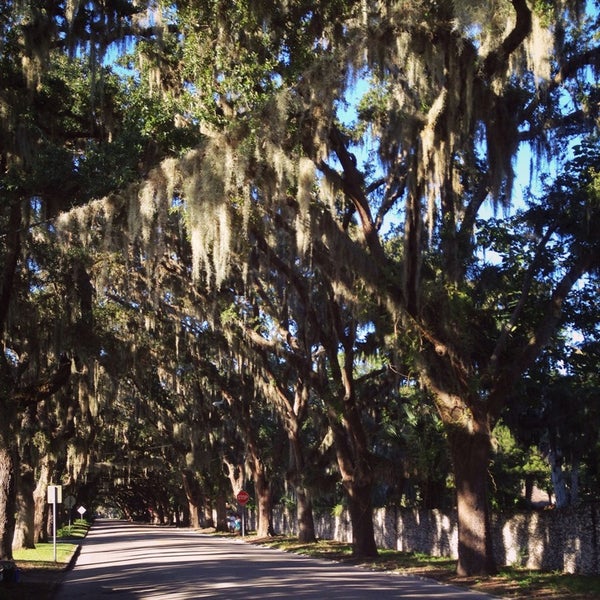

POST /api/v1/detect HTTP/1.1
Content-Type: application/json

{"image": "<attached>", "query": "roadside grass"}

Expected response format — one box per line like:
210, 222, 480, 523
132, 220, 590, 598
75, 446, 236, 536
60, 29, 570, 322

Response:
247, 535, 600, 599
13, 541, 78, 564
56, 519, 91, 540
0, 519, 90, 600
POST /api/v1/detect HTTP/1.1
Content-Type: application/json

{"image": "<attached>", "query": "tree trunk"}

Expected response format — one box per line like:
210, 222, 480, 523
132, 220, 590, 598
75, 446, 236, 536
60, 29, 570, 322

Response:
288, 433, 316, 543
181, 470, 202, 529
250, 456, 273, 537
12, 466, 36, 550
33, 455, 52, 543
447, 420, 496, 576
420, 351, 497, 576
0, 444, 16, 560
46, 503, 54, 540
202, 501, 214, 528
214, 492, 228, 532
0, 346, 18, 559
296, 486, 316, 543
329, 420, 378, 557
328, 392, 378, 558
187, 500, 200, 529
345, 479, 378, 557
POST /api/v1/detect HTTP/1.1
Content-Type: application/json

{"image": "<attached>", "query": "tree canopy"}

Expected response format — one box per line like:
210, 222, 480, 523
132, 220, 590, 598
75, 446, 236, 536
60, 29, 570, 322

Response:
0, 0, 599, 577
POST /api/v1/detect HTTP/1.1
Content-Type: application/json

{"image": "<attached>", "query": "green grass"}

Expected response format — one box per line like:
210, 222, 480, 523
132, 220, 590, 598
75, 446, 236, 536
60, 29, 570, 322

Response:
12, 519, 90, 563
12, 541, 78, 564
57, 519, 91, 540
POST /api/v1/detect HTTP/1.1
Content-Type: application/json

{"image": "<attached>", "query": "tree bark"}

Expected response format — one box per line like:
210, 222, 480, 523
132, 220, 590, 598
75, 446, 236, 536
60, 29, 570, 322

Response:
248, 448, 274, 537
187, 501, 200, 529
33, 455, 52, 543
329, 411, 378, 558
448, 423, 497, 576
181, 470, 202, 529
201, 500, 214, 528
418, 342, 498, 576
12, 466, 36, 550
0, 444, 16, 560
288, 424, 316, 543
0, 203, 21, 560
296, 486, 316, 543
345, 478, 378, 558
214, 492, 228, 532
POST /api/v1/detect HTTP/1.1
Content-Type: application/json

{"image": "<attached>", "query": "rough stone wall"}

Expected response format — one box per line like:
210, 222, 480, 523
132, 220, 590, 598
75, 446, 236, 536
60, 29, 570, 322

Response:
271, 504, 600, 574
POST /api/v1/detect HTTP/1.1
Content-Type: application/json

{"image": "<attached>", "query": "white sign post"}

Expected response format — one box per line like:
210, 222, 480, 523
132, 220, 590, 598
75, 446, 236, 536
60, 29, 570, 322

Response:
47, 485, 63, 562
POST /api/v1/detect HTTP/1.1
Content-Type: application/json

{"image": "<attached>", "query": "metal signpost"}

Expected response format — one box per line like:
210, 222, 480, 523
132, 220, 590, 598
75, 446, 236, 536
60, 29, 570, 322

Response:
236, 490, 249, 537
47, 485, 62, 562
64, 494, 76, 530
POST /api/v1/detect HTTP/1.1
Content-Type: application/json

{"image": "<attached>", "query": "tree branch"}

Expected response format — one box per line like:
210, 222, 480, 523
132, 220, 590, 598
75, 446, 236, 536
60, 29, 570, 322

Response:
483, 0, 532, 78
489, 225, 556, 372
14, 355, 72, 408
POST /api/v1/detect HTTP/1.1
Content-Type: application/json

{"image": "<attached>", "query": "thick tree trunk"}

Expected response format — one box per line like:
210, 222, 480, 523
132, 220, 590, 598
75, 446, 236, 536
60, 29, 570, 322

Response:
288, 433, 316, 543
328, 395, 378, 558
329, 423, 378, 557
447, 421, 496, 576
0, 444, 16, 560
187, 501, 200, 529
345, 479, 378, 558
33, 456, 51, 543
0, 376, 17, 559
296, 487, 316, 543
0, 344, 18, 560
12, 467, 36, 550
421, 354, 497, 576
202, 501, 215, 528
214, 492, 228, 532
251, 458, 274, 537
181, 470, 202, 529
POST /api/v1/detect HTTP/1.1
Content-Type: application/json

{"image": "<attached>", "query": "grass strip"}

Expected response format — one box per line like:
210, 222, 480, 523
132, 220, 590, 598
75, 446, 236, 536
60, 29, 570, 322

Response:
248, 535, 600, 599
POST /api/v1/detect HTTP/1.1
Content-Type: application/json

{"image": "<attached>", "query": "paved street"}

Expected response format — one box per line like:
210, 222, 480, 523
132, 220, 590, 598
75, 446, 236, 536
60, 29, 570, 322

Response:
54, 519, 501, 599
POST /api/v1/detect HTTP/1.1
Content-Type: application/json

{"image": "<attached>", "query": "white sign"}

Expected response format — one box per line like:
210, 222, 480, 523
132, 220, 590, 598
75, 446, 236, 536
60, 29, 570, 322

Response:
77, 505, 87, 516
47, 485, 63, 504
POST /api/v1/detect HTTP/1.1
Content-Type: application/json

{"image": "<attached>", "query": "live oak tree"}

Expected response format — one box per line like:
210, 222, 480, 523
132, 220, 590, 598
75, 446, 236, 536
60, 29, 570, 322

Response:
224, 210, 388, 551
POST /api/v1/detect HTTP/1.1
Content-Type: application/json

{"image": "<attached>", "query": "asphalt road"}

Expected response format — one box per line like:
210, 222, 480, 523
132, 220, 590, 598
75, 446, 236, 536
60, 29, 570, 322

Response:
53, 519, 501, 599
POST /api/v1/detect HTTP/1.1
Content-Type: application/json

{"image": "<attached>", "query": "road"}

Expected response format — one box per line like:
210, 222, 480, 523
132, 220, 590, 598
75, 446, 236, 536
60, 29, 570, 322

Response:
54, 519, 501, 599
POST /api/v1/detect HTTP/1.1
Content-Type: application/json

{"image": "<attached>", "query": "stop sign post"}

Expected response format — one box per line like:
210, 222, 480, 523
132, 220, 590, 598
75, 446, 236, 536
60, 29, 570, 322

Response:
236, 490, 249, 536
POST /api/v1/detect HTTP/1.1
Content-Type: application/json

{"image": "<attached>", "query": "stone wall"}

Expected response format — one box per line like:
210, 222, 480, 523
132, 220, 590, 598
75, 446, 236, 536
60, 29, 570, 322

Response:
271, 504, 600, 574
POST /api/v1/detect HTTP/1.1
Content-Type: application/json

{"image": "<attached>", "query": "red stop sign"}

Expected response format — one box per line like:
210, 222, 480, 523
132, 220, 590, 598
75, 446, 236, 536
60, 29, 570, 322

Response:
236, 490, 250, 505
